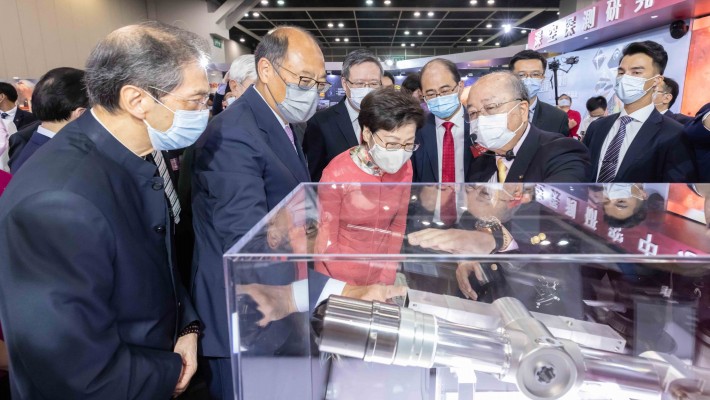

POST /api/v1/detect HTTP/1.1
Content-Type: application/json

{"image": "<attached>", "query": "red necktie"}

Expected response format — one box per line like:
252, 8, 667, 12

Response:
441, 122, 457, 225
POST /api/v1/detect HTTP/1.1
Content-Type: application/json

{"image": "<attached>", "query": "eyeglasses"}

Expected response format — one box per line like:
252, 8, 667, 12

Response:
345, 79, 382, 89
515, 72, 544, 79
373, 132, 419, 152
422, 85, 459, 101
148, 86, 210, 109
274, 63, 332, 93
467, 99, 522, 120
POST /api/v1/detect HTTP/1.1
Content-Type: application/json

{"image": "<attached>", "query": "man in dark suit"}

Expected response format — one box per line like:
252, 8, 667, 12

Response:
509, 50, 569, 136
303, 49, 383, 181
0, 82, 37, 131
652, 77, 692, 125
191, 27, 399, 399
0, 22, 206, 399
465, 71, 590, 183
683, 102, 710, 182
583, 41, 697, 183
9, 67, 88, 173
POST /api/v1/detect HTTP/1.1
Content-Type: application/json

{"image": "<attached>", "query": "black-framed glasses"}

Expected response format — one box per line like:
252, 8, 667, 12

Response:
148, 86, 210, 109
374, 132, 419, 152
467, 99, 522, 120
422, 85, 459, 101
274, 63, 332, 93
345, 79, 382, 89
515, 72, 545, 79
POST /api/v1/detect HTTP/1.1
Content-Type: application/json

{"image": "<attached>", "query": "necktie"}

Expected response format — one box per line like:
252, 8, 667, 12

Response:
152, 151, 181, 224
597, 116, 633, 183
284, 125, 297, 152
441, 122, 455, 183
0, 113, 7, 119
497, 158, 508, 183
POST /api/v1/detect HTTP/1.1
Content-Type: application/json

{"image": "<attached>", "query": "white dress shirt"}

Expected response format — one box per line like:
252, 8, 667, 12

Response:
0, 106, 17, 121
344, 97, 361, 143
433, 106, 466, 222
488, 123, 531, 183
595, 102, 655, 179
528, 98, 538, 122
37, 125, 57, 139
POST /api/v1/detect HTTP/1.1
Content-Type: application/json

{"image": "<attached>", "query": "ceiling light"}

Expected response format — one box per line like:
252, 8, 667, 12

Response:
252, 12, 259, 17
401, 43, 406, 47
557, 11, 560, 15
417, 31, 423, 35
366, 0, 373, 4
478, 38, 483, 42
335, 38, 341, 42
239, 37, 245, 42
487, 0, 494, 3
261, 0, 268, 4
495, 42, 500, 46
521, 29, 527, 34
344, 38, 349, 42
470, 0, 478, 4
338, 22, 344, 27
502, 24, 511, 33
385, 59, 394, 66
467, 38, 472, 42
327, 22, 334, 28
485, 23, 492, 28
277, 0, 285, 4
404, 30, 410, 35
410, 43, 415, 47
384, 0, 391, 4
414, 11, 421, 17
427, 11, 434, 17
244, 12, 249, 16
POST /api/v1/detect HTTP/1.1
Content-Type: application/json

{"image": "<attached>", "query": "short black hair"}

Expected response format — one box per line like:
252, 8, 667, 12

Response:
509, 50, 548, 72
586, 96, 607, 112
32, 67, 88, 122
383, 71, 395, 85
421, 58, 461, 84
621, 40, 668, 75
604, 200, 648, 228
359, 88, 425, 136
0, 82, 18, 103
558, 93, 571, 101
661, 77, 680, 109
400, 73, 421, 94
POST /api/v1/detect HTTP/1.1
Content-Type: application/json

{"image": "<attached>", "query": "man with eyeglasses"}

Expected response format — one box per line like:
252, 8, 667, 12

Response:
303, 49, 383, 181
652, 77, 692, 125
509, 50, 569, 136
466, 71, 590, 183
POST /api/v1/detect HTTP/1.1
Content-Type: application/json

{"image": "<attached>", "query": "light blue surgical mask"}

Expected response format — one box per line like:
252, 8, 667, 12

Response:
522, 78, 543, 98
143, 92, 209, 151
426, 92, 461, 119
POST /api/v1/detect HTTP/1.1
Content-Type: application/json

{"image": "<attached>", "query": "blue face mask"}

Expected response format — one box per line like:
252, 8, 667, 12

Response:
426, 92, 461, 119
522, 78, 543, 98
143, 93, 209, 151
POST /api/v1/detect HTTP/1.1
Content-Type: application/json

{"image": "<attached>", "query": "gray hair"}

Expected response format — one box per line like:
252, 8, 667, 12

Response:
229, 54, 257, 84
254, 26, 319, 78
85, 21, 209, 113
342, 49, 383, 80
479, 71, 530, 102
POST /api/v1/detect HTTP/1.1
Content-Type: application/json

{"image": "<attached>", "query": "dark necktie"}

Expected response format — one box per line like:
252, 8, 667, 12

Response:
0, 113, 8, 119
152, 151, 181, 224
597, 116, 634, 183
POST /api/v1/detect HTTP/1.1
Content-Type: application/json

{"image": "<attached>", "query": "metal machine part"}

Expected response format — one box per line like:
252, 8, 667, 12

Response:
312, 295, 710, 400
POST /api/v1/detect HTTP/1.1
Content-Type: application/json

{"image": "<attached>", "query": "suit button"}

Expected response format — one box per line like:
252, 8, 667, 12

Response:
154, 225, 166, 234
152, 182, 164, 191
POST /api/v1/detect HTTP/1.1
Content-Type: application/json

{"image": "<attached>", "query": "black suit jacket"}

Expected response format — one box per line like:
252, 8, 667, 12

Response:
303, 98, 359, 181
411, 108, 473, 183
682, 102, 710, 182
7, 120, 40, 166
666, 110, 693, 126
192, 86, 328, 358
467, 124, 591, 183
583, 108, 698, 182
10, 108, 37, 130
532, 100, 569, 136
0, 112, 196, 399
9, 128, 49, 173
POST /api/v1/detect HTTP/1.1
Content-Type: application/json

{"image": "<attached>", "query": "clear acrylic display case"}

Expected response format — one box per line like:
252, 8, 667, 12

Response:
224, 183, 710, 400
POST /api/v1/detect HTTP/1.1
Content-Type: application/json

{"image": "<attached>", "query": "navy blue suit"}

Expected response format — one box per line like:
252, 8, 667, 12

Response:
191, 86, 327, 359
11, 108, 38, 131
0, 112, 195, 399
411, 108, 473, 183
682, 103, 710, 182
9, 128, 49, 173
583, 108, 697, 182
303, 98, 358, 181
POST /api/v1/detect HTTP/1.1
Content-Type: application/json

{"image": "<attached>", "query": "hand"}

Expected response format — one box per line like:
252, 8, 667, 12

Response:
341, 284, 407, 302
172, 333, 198, 397
408, 228, 496, 254
456, 262, 485, 300
568, 118, 578, 129
238, 284, 297, 327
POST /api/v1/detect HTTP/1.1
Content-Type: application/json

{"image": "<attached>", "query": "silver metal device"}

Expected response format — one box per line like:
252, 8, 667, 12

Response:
313, 295, 710, 400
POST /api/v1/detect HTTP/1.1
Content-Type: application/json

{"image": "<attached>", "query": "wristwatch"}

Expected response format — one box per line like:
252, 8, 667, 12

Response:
475, 216, 511, 253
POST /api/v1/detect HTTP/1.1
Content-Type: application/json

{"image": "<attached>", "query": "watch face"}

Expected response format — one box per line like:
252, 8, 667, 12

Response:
475, 216, 501, 229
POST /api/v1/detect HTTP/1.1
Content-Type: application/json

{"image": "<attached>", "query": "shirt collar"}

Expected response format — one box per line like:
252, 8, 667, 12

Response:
36, 125, 57, 139
1, 106, 17, 118
620, 102, 655, 122
255, 86, 289, 130
435, 105, 464, 127
344, 97, 360, 123
528, 98, 538, 112
659, 108, 668, 114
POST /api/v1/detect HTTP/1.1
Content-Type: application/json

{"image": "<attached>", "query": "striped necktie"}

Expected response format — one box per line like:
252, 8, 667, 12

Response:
152, 151, 181, 224
597, 116, 633, 183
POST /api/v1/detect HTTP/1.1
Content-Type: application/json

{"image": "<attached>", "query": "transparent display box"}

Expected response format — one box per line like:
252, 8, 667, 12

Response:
224, 183, 710, 400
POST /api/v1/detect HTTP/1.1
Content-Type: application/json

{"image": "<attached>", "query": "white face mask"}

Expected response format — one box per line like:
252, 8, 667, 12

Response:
615, 74, 659, 105
472, 102, 524, 150
558, 99, 571, 107
367, 132, 412, 174
348, 87, 373, 110
604, 183, 643, 200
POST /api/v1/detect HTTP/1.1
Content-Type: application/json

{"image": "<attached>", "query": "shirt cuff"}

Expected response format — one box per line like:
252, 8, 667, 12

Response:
291, 278, 347, 312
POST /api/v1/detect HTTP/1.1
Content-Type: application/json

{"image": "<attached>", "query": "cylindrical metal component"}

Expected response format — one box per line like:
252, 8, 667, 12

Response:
432, 318, 510, 375
580, 348, 665, 400
494, 297, 554, 343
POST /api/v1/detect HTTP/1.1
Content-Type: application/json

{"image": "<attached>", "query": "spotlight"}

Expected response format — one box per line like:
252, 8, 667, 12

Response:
401, 43, 406, 47
261, 0, 268, 5
467, 38, 472, 42
338, 22, 344, 27
277, 0, 285, 4
470, 0, 478, 4
244, 12, 249, 16
252, 12, 259, 17
428, 11, 434, 17
344, 38, 349, 42
366, 0, 373, 4
414, 11, 421, 17
502, 24, 511, 33
487, 0, 494, 3
478, 38, 483, 42
495, 42, 500, 46
385, 59, 394, 66
521, 29, 527, 34
410, 43, 415, 47
486, 23, 492, 28
327, 22, 334, 28
404, 30, 410, 35
239, 38, 245, 42
417, 31, 423, 35
335, 38, 341, 42
384, 0, 391, 4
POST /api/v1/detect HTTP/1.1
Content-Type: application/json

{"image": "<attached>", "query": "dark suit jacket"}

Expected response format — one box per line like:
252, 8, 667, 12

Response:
532, 100, 569, 136
467, 124, 591, 183
303, 98, 359, 181
411, 108, 473, 183
682, 102, 710, 182
7, 120, 40, 164
11, 108, 37, 131
192, 86, 328, 358
666, 110, 693, 126
9, 128, 49, 173
0, 112, 196, 399
583, 108, 698, 183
